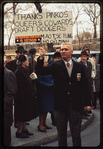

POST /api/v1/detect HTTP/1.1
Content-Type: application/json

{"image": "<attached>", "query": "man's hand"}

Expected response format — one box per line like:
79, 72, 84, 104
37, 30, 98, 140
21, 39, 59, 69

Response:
84, 106, 92, 111
39, 47, 46, 59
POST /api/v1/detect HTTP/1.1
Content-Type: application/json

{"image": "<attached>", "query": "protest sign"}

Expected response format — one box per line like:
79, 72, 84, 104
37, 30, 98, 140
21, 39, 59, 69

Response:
14, 11, 72, 43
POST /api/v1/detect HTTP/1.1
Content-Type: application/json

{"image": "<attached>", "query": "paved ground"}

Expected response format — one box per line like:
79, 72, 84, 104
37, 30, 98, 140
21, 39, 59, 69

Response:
43, 104, 100, 147
11, 107, 94, 147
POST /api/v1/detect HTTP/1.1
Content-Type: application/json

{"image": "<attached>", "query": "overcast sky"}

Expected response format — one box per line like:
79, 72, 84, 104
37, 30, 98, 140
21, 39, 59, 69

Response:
4, 3, 100, 45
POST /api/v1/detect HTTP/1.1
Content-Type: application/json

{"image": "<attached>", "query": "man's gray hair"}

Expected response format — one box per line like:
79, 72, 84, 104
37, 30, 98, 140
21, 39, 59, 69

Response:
61, 42, 73, 51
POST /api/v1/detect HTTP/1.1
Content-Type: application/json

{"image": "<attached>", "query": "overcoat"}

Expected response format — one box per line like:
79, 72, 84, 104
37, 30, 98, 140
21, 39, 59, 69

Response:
4, 67, 17, 127
36, 58, 92, 112
94, 64, 100, 92
9, 58, 17, 73
14, 66, 39, 122
79, 61, 93, 100
25, 52, 35, 75
35, 75, 54, 113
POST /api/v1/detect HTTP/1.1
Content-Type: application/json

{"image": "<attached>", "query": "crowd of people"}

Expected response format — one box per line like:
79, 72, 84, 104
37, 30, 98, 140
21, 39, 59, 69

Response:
4, 43, 100, 147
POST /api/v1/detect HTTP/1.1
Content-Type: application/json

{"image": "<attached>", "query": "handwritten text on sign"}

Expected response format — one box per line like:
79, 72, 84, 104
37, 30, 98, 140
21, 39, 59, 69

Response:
14, 11, 72, 43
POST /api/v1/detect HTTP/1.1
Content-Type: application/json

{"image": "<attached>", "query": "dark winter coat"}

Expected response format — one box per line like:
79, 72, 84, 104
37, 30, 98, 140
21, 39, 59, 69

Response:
35, 75, 54, 113
8, 58, 18, 73
36, 58, 92, 112
95, 64, 100, 92
79, 61, 93, 90
79, 61, 94, 102
4, 67, 17, 127
25, 52, 36, 75
14, 66, 39, 122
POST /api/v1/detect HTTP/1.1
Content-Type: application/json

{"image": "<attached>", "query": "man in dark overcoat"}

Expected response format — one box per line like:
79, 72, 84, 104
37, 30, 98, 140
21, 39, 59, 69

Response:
36, 44, 92, 147
79, 51, 93, 115
4, 59, 17, 146
8, 46, 27, 73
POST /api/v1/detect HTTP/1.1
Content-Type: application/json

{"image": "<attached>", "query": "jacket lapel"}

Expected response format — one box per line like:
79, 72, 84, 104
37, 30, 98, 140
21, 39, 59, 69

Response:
59, 59, 78, 79
59, 60, 70, 78
71, 60, 77, 78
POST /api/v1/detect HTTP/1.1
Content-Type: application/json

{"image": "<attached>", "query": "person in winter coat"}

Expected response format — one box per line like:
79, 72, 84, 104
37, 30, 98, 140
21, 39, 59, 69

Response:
35, 59, 54, 132
8, 46, 27, 128
25, 48, 37, 75
92, 57, 100, 109
4, 58, 17, 146
79, 51, 93, 115
36, 45, 91, 147
77, 47, 96, 80
8, 46, 27, 73
14, 55, 39, 138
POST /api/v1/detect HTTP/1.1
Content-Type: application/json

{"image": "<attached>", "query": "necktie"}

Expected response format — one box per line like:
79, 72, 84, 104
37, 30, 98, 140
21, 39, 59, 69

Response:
67, 62, 70, 68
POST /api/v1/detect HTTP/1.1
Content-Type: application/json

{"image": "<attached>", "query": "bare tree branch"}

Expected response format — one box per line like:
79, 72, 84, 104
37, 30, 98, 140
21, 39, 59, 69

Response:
4, 3, 18, 15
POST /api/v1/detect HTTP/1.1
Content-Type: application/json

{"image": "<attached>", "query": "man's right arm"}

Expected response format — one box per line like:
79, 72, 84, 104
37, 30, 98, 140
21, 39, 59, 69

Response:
36, 47, 52, 75
36, 56, 52, 75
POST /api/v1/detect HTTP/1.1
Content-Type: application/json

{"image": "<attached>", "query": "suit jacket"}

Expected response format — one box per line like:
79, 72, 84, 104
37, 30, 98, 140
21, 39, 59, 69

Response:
4, 67, 17, 127
36, 58, 91, 112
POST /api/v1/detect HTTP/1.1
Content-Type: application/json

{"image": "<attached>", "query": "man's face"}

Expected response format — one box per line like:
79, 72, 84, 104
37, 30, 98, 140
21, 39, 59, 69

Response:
56, 49, 61, 52
22, 58, 29, 67
86, 50, 90, 57
17, 51, 25, 57
61, 44, 73, 61
6, 57, 11, 63
80, 55, 87, 63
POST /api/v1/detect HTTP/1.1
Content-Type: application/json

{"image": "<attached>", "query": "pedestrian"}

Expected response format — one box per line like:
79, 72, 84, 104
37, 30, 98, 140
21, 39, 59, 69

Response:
53, 52, 62, 62
14, 55, 39, 138
50, 52, 62, 126
25, 48, 37, 94
4, 58, 17, 146
5, 55, 11, 69
8, 46, 28, 128
77, 47, 96, 81
92, 57, 100, 109
25, 48, 37, 75
36, 43, 92, 147
35, 58, 54, 132
79, 51, 93, 116
77, 47, 96, 108
9, 46, 27, 73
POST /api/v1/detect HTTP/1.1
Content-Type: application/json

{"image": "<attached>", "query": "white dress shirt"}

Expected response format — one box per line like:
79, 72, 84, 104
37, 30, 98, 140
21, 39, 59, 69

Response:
63, 59, 73, 77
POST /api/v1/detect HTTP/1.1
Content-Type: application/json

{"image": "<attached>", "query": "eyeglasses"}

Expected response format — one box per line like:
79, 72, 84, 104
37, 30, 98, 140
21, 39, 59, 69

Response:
20, 52, 25, 54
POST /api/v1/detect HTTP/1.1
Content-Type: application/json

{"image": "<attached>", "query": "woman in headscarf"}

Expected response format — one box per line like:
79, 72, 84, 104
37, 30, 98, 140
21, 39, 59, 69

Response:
15, 55, 38, 138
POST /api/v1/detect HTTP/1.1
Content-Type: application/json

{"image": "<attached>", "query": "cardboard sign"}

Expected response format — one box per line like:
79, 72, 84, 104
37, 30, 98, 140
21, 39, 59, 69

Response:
14, 11, 72, 43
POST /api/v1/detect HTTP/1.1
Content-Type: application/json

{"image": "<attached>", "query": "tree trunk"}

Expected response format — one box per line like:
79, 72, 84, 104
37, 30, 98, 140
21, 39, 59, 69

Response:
94, 22, 97, 39
8, 29, 14, 50
7, 3, 16, 50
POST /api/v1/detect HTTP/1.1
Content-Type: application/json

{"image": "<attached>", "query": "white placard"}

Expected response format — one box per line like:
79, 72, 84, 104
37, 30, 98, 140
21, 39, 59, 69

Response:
14, 11, 72, 43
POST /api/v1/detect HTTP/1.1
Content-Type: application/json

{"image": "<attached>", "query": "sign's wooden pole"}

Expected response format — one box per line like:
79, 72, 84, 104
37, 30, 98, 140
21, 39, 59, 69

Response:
40, 39, 43, 48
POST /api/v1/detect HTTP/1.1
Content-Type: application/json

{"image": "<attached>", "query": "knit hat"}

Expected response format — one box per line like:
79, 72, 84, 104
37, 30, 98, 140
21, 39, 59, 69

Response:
80, 51, 88, 57
16, 55, 28, 65
53, 52, 62, 59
